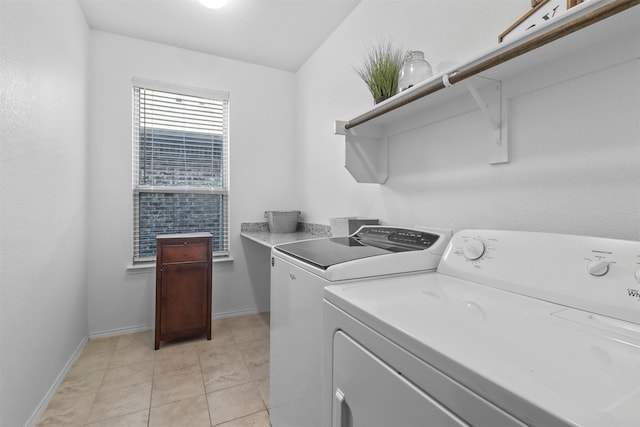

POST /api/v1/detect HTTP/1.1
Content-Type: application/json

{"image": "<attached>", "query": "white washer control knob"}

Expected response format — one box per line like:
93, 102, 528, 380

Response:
634, 268, 640, 283
587, 260, 610, 277
463, 239, 486, 261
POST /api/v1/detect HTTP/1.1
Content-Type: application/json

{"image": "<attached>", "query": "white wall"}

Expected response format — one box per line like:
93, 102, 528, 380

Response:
295, 0, 640, 241
0, 1, 90, 425
87, 31, 296, 336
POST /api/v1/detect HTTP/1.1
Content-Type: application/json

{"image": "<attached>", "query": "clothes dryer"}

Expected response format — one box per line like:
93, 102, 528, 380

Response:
324, 230, 640, 427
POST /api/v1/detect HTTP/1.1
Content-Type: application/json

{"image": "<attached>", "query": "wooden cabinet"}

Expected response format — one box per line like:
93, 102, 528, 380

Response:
155, 233, 212, 350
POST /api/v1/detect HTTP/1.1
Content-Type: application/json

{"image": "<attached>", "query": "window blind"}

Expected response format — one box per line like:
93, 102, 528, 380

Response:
132, 80, 229, 261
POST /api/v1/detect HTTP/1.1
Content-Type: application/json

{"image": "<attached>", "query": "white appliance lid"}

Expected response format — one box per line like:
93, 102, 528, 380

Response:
274, 226, 445, 270
274, 236, 393, 270
324, 273, 640, 427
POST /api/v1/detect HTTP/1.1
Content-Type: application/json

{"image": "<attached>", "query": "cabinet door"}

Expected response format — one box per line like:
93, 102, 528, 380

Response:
332, 331, 469, 427
160, 262, 208, 335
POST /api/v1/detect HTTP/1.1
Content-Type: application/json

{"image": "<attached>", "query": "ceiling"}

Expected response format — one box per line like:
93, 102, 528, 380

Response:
78, 0, 361, 72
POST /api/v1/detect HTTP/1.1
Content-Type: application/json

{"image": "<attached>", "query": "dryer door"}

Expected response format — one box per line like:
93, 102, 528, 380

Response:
332, 331, 469, 427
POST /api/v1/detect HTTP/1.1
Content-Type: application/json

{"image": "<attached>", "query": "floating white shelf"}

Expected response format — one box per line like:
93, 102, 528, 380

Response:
335, 0, 640, 184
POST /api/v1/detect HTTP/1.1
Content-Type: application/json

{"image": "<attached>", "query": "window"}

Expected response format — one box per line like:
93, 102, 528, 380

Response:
132, 79, 229, 262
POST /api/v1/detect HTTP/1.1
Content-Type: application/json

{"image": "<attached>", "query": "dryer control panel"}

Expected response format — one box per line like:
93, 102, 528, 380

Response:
438, 230, 640, 326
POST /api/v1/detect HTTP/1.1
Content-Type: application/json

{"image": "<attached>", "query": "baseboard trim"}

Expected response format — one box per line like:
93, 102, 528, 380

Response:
26, 336, 87, 427
212, 307, 264, 320
88, 309, 268, 340
89, 324, 152, 340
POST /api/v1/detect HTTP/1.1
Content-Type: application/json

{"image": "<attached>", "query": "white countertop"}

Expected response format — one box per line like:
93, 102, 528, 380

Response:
240, 221, 331, 248
240, 230, 324, 248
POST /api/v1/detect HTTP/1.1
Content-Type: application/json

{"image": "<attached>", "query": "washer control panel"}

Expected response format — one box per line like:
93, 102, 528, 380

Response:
354, 226, 441, 250
438, 230, 640, 326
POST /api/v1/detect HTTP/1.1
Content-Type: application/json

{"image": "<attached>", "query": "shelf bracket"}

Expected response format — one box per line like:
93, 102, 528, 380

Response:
464, 77, 508, 164
334, 120, 388, 184
465, 79, 500, 131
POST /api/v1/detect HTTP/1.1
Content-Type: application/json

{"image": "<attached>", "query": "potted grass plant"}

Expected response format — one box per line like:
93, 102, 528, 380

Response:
355, 40, 404, 104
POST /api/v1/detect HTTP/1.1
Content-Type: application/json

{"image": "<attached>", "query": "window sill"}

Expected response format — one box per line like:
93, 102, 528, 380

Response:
126, 255, 234, 272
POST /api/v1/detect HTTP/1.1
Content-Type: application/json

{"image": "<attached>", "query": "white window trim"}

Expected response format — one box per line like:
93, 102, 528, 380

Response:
131, 78, 230, 263
132, 77, 229, 102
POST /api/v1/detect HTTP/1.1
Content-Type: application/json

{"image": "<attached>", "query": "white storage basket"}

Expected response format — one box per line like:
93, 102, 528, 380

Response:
265, 211, 300, 233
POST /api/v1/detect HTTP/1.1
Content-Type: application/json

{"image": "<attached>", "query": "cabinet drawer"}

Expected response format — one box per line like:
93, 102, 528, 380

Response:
161, 243, 209, 263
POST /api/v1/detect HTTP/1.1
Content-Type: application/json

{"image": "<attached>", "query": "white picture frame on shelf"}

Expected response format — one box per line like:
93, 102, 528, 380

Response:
499, 0, 586, 43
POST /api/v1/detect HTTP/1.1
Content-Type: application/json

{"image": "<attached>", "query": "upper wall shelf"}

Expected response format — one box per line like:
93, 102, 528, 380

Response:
335, 0, 640, 184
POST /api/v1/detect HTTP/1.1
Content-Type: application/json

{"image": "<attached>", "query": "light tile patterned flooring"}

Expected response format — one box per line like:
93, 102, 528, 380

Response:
37, 313, 271, 426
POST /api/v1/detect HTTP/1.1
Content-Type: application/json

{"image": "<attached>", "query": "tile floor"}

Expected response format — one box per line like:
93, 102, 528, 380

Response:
37, 313, 271, 426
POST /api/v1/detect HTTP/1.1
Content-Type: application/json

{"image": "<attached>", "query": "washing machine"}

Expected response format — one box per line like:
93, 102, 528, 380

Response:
269, 226, 451, 427
323, 230, 640, 426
